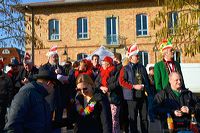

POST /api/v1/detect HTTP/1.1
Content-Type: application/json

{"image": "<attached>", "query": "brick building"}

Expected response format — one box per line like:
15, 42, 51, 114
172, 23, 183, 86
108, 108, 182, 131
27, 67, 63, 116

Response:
0, 48, 22, 66
20, 0, 200, 66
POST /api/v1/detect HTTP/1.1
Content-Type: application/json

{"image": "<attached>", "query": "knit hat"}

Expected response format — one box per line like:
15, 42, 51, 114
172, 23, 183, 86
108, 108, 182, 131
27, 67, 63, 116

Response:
23, 52, 32, 64
46, 45, 58, 57
159, 37, 173, 52
102, 56, 113, 65
127, 44, 139, 58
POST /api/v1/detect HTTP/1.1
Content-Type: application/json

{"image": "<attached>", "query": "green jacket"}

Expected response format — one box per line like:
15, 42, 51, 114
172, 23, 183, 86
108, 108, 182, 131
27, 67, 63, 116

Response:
154, 60, 185, 92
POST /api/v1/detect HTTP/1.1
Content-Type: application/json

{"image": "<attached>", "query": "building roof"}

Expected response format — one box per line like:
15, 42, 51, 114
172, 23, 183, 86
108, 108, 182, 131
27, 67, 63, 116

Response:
22, 0, 137, 7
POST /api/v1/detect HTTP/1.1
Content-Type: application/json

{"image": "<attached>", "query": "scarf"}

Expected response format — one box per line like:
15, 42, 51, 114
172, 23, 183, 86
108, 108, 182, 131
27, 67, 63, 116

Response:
100, 65, 115, 87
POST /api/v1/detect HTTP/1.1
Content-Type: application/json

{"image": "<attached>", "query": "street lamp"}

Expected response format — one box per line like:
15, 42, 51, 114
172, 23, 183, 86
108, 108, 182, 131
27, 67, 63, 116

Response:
63, 45, 68, 61
153, 44, 158, 63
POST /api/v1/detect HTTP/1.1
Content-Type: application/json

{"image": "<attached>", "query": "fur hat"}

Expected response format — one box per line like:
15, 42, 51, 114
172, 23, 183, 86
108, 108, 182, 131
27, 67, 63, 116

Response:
127, 44, 139, 58
46, 45, 58, 57
159, 37, 173, 52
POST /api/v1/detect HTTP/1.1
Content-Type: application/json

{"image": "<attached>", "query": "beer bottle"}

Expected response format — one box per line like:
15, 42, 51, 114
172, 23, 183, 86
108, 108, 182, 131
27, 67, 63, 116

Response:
190, 114, 199, 133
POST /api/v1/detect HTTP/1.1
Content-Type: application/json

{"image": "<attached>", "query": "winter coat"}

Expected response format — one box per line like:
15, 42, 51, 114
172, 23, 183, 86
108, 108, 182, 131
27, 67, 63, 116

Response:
0, 71, 13, 106
95, 65, 122, 105
119, 62, 151, 100
153, 84, 200, 121
4, 81, 52, 133
67, 91, 112, 133
154, 60, 185, 92
19, 66, 38, 82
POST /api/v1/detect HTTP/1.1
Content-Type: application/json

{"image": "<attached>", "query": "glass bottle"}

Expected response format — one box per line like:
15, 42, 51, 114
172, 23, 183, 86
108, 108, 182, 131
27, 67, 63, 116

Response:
190, 114, 199, 133
167, 113, 174, 132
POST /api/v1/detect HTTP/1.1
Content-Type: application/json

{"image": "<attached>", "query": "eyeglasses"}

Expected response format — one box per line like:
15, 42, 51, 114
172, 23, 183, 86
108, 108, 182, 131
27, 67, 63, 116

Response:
76, 87, 88, 92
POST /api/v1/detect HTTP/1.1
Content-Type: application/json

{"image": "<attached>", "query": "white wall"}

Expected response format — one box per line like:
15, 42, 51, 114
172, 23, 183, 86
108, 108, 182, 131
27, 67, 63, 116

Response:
181, 63, 200, 93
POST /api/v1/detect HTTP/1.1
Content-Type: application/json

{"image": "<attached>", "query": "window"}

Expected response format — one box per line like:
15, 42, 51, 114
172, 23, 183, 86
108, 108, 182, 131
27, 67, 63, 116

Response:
106, 16, 118, 45
48, 19, 60, 40
174, 50, 181, 63
138, 51, 149, 67
2, 49, 10, 54
168, 12, 178, 34
0, 57, 3, 61
136, 14, 148, 36
77, 53, 88, 60
77, 17, 88, 39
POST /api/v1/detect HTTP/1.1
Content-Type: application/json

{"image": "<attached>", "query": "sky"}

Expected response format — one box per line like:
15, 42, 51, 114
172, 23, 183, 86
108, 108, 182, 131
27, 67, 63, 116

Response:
21, 0, 49, 4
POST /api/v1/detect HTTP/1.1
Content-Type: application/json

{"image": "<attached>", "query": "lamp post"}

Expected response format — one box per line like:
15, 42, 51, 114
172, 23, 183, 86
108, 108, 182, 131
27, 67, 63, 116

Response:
153, 44, 158, 63
63, 45, 68, 61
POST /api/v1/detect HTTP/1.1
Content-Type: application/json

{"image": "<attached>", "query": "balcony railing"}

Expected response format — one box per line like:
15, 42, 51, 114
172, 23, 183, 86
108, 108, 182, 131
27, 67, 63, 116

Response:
104, 35, 127, 47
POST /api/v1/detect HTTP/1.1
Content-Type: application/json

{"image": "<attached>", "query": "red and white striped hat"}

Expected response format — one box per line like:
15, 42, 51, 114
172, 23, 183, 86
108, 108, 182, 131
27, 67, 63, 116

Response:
127, 44, 139, 58
23, 52, 32, 64
46, 45, 58, 57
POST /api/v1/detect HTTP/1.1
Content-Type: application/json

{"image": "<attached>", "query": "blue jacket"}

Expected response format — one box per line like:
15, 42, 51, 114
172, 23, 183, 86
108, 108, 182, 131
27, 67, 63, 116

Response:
120, 63, 151, 100
5, 81, 52, 133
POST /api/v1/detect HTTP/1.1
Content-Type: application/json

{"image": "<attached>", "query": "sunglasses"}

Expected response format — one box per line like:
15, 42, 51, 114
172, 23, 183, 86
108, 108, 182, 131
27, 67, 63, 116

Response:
76, 87, 88, 92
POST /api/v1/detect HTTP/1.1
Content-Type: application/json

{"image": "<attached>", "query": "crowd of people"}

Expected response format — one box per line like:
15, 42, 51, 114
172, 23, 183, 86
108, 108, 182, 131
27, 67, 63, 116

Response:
0, 37, 200, 133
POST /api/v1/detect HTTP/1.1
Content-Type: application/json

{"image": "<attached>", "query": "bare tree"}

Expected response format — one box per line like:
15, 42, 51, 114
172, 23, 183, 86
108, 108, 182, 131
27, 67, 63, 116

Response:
0, 0, 26, 48
151, 0, 200, 56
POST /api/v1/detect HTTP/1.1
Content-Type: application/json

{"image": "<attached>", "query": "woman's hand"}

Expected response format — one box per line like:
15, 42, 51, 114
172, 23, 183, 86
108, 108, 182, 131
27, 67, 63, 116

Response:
100, 86, 108, 93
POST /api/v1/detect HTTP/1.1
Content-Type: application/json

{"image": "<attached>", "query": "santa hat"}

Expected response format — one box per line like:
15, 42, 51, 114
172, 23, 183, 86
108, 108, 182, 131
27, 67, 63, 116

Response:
102, 56, 113, 65
159, 37, 173, 52
23, 52, 32, 64
46, 45, 58, 57
127, 44, 139, 58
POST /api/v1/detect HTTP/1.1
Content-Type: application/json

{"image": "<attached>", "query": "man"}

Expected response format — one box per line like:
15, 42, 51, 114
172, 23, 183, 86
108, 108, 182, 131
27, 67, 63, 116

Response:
154, 37, 185, 92
91, 54, 101, 80
20, 52, 38, 85
119, 44, 151, 133
4, 67, 58, 133
114, 53, 129, 133
0, 60, 13, 132
153, 72, 200, 130
42, 46, 67, 132
7, 58, 23, 98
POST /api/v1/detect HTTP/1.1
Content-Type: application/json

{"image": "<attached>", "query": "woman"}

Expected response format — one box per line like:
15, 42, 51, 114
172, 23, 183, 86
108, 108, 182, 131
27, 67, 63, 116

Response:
67, 74, 112, 133
95, 56, 122, 133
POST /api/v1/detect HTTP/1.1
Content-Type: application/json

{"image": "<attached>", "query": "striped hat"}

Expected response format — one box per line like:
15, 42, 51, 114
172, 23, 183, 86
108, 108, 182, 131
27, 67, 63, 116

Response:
46, 45, 58, 57
127, 44, 139, 58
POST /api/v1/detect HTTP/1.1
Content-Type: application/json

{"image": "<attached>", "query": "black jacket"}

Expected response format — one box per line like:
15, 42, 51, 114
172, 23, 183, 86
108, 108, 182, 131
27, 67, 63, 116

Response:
153, 84, 200, 121
0, 71, 13, 106
67, 91, 112, 133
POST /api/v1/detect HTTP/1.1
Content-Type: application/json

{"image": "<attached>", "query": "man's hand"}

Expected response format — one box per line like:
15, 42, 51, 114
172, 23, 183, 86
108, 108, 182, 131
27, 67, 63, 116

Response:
174, 110, 182, 117
133, 84, 144, 90
55, 68, 61, 74
180, 106, 189, 114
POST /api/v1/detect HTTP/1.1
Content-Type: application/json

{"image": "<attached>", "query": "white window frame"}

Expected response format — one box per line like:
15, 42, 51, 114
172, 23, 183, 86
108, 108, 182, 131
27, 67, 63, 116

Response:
48, 19, 60, 40
168, 12, 178, 35
138, 51, 149, 67
0, 57, 3, 61
136, 14, 148, 36
77, 17, 89, 39
105, 16, 119, 45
